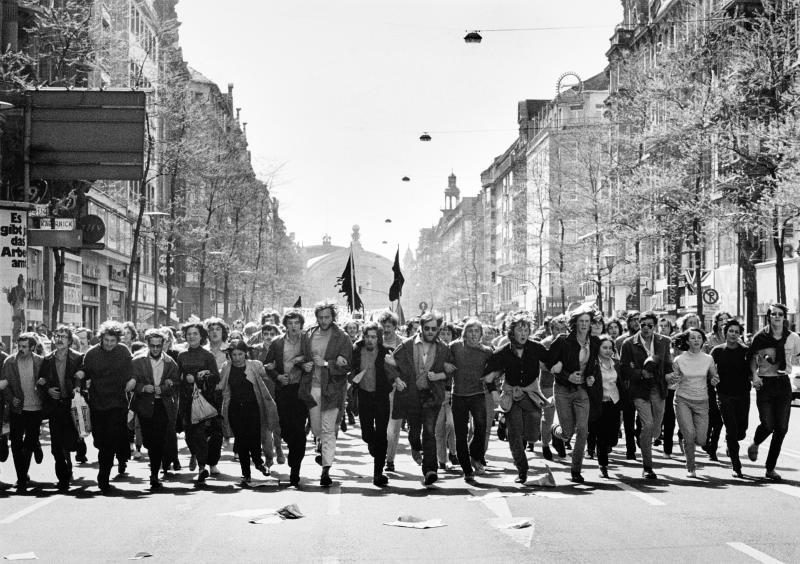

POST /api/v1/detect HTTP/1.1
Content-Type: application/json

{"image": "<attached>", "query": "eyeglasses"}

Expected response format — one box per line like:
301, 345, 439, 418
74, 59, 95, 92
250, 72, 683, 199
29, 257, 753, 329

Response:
422, 326, 438, 332
53, 334, 69, 340
640, 322, 655, 328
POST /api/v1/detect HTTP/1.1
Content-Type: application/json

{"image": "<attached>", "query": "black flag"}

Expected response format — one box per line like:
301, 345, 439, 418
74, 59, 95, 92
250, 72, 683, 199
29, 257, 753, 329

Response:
293, 296, 302, 308
336, 249, 363, 312
389, 246, 405, 301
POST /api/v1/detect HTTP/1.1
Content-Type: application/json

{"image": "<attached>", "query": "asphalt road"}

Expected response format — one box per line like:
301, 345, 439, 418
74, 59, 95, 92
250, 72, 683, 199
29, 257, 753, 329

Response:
1, 394, 799, 563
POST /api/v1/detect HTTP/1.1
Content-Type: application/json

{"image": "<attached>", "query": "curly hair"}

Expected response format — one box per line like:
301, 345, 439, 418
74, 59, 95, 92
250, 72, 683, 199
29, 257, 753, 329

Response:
314, 300, 338, 323
99, 320, 124, 341
181, 322, 208, 342
204, 317, 229, 341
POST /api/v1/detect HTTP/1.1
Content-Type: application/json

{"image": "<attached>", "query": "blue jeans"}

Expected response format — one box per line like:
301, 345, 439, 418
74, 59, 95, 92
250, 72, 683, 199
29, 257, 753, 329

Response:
753, 376, 792, 472
408, 403, 442, 475
554, 382, 590, 473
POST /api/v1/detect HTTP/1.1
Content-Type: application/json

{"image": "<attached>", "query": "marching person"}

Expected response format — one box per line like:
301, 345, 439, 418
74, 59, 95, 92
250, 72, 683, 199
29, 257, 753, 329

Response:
484, 313, 551, 485
132, 329, 180, 490
1, 332, 44, 491
265, 310, 309, 487
351, 321, 393, 486
219, 339, 279, 486
620, 311, 674, 480
592, 335, 623, 479
300, 301, 352, 487
448, 318, 493, 482
37, 326, 82, 491
747, 303, 800, 481
386, 310, 452, 486
616, 311, 641, 461
379, 309, 405, 473
177, 322, 222, 484
75, 321, 135, 493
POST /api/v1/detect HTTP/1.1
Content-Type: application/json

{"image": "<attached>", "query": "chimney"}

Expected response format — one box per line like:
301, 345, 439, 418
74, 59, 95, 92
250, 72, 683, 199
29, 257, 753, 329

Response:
236, 107, 241, 122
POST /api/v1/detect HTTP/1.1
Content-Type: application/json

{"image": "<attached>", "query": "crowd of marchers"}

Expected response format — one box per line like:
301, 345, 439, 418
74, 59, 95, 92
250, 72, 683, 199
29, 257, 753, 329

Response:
0, 300, 797, 494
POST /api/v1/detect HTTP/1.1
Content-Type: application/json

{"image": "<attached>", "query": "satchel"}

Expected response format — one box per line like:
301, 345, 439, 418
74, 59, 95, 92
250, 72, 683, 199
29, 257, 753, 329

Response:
71, 393, 92, 437
191, 384, 218, 425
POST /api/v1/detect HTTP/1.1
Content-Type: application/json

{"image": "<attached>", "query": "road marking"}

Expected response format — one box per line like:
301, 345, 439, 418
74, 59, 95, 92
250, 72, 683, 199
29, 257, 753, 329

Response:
727, 542, 784, 564
781, 447, 800, 459
327, 484, 342, 516
614, 477, 665, 506
769, 484, 800, 499
1, 497, 60, 524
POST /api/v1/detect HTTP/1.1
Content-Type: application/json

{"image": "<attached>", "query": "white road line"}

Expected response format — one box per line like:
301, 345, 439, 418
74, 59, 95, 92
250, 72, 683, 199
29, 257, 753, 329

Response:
781, 448, 800, 459
768, 484, 800, 499
327, 484, 342, 516
727, 542, 784, 564
614, 478, 665, 506
1, 497, 60, 524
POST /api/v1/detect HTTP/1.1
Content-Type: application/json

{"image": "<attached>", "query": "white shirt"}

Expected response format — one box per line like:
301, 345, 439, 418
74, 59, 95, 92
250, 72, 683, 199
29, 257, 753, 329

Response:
149, 354, 165, 397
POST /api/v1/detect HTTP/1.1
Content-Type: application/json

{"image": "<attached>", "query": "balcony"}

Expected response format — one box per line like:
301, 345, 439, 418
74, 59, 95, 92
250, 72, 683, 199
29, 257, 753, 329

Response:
608, 24, 635, 53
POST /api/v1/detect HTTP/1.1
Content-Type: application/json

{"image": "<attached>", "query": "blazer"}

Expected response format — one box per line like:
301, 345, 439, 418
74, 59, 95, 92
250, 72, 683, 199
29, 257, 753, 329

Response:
37, 348, 83, 417
620, 332, 674, 401
264, 333, 309, 395
1, 352, 44, 414
300, 324, 353, 411
131, 352, 180, 423
351, 341, 393, 397
387, 336, 451, 419
549, 332, 603, 416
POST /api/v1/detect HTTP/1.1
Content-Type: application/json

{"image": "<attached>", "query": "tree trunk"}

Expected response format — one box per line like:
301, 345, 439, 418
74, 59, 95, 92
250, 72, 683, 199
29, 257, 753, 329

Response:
50, 248, 65, 326
126, 183, 146, 321
772, 211, 787, 305
694, 217, 704, 324
738, 230, 759, 334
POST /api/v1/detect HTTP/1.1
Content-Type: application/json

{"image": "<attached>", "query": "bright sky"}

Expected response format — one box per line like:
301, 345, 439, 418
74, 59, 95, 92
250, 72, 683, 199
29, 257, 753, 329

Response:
175, 0, 623, 260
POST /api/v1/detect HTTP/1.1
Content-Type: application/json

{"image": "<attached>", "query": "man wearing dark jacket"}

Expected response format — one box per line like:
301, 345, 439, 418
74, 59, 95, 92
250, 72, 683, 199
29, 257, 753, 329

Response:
37, 325, 83, 490
75, 321, 135, 492
265, 310, 309, 487
1, 333, 44, 491
351, 322, 393, 487
619, 311, 673, 480
133, 329, 180, 489
386, 310, 452, 486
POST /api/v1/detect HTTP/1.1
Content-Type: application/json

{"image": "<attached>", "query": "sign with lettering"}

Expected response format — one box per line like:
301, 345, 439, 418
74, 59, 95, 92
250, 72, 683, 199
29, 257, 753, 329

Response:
0, 204, 28, 347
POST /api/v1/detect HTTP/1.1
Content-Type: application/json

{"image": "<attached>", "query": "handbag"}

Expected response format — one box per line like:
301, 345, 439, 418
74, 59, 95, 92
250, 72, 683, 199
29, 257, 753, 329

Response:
70, 393, 92, 437
190, 383, 218, 424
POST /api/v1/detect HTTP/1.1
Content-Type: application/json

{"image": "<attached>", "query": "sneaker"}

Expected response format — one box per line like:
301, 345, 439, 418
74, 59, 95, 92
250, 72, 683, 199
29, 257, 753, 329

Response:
570, 472, 585, 483
642, 468, 657, 480
551, 426, 567, 458
209, 465, 220, 476
747, 443, 758, 462
599, 466, 609, 479
411, 449, 423, 465
542, 445, 553, 461
373, 474, 389, 487
385, 461, 395, 472
423, 471, 438, 486
189, 455, 197, 471
765, 469, 782, 481
197, 469, 209, 483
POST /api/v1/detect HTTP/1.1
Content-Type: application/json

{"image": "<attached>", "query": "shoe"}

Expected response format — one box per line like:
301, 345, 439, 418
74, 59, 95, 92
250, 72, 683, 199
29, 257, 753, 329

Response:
565, 439, 572, 450
686, 470, 697, 479
464, 473, 476, 484
542, 445, 553, 461
348, 414, 356, 425
385, 461, 395, 472
239, 477, 251, 487
514, 473, 527, 484
289, 469, 300, 487
448, 452, 459, 466
133, 449, 142, 460
471, 458, 485, 475
551, 426, 567, 458
653, 437, 662, 447
747, 443, 758, 462
0, 435, 8, 462
57, 480, 70, 492
600, 466, 609, 479
118, 460, 127, 475
438, 462, 447, 471
766, 469, 782, 481
664, 452, 672, 459
626, 452, 637, 461
732, 469, 744, 479
373, 474, 389, 487
706, 447, 718, 462
232, 453, 239, 462
411, 449, 423, 465
587, 450, 595, 459
276, 452, 286, 465
423, 471, 438, 486
172, 461, 181, 471
34, 446, 44, 464
320, 467, 332, 487
189, 455, 197, 471
570, 472, 585, 484
210, 465, 220, 476
256, 464, 270, 477
16, 479, 28, 492
315, 454, 323, 466
340, 419, 347, 432
642, 468, 657, 480
197, 469, 209, 483
526, 442, 535, 453
75, 454, 88, 464
150, 478, 163, 490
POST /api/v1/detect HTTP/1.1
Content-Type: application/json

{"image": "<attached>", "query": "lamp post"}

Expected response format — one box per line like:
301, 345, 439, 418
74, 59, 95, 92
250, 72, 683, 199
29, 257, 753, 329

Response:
144, 211, 168, 327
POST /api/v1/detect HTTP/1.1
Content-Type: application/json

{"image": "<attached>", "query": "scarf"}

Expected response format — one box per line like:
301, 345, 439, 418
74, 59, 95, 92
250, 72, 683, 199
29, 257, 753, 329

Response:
750, 326, 789, 370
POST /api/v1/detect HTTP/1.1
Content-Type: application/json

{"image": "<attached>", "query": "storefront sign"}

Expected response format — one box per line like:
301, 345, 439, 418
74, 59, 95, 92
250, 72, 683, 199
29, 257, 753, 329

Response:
0, 205, 28, 346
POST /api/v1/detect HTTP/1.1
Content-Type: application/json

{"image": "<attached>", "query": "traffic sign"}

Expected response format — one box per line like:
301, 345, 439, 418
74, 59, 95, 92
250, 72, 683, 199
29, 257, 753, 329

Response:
703, 288, 719, 305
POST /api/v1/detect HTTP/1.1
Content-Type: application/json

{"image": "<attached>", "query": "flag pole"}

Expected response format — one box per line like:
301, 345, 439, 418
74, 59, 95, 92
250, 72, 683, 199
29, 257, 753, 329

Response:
350, 245, 357, 314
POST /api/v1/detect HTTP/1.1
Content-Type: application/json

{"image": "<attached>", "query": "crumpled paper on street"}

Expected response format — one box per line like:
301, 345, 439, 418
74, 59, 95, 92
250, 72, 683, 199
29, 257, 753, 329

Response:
128, 553, 152, 560
4, 554, 38, 561
497, 519, 532, 529
248, 504, 305, 524
525, 465, 556, 487
383, 515, 447, 529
